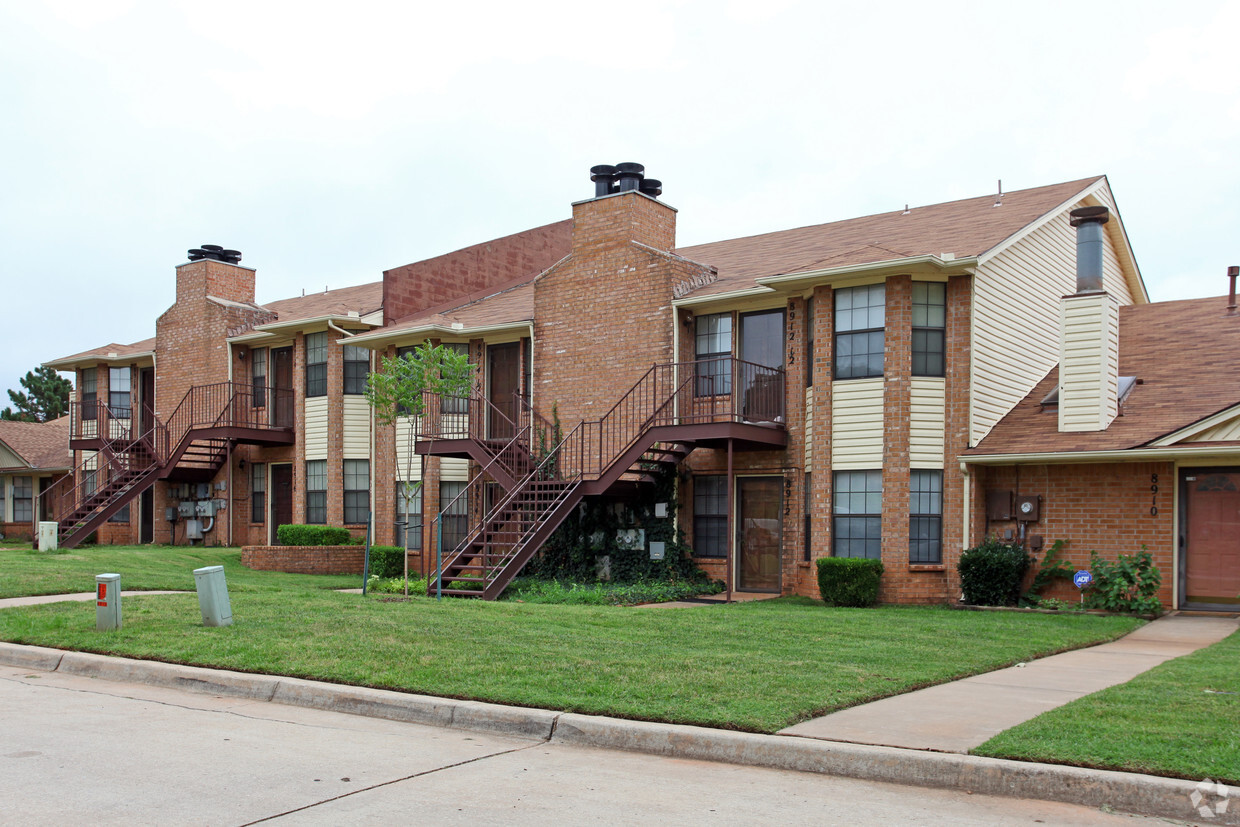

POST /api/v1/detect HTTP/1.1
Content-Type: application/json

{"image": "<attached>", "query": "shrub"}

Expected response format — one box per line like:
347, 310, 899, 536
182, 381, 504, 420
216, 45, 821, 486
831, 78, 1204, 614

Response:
276, 524, 352, 546
1022, 539, 1074, 605
958, 538, 1030, 606
367, 545, 407, 579
366, 575, 428, 596
816, 557, 884, 607
1084, 547, 1162, 615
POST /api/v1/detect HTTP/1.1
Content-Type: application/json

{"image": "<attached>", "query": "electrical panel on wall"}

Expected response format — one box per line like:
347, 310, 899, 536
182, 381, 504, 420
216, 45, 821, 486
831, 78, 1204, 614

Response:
986, 490, 1013, 521
1015, 495, 1041, 522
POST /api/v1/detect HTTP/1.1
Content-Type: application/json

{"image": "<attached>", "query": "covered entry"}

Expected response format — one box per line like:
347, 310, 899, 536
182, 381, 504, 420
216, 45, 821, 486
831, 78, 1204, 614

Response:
1180, 468, 1240, 610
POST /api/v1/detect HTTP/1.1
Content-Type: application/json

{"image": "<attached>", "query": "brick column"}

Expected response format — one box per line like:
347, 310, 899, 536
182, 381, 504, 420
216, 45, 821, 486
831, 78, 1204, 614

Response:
293, 333, 307, 524
880, 275, 912, 603
943, 274, 974, 597
782, 297, 809, 595
809, 285, 834, 564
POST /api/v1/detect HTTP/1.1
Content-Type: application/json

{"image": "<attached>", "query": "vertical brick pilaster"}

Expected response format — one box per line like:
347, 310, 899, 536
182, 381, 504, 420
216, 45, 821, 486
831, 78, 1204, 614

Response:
943, 274, 974, 597
782, 297, 808, 595
809, 285, 834, 570
293, 332, 307, 525
880, 275, 912, 603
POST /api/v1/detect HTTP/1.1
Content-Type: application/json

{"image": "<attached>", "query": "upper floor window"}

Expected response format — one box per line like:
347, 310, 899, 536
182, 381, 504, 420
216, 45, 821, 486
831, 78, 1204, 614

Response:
912, 283, 946, 377
81, 368, 97, 420
305, 332, 327, 398
835, 284, 885, 379
109, 367, 131, 416
251, 347, 267, 408
695, 312, 732, 396
805, 298, 815, 388
442, 343, 470, 415
343, 345, 369, 395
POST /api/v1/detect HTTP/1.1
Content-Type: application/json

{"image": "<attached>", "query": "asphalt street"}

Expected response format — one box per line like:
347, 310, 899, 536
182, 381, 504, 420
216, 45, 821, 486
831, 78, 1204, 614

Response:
0, 661, 1159, 826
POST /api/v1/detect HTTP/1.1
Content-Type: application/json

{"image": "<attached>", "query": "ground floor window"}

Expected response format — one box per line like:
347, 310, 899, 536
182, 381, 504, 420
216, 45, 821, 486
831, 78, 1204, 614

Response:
13, 476, 33, 522
395, 483, 423, 551
109, 504, 130, 523
909, 470, 943, 563
833, 470, 881, 559
1, 479, 7, 521
803, 472, 812, 561
251, 462, 266, 523
305, 460, 326, 524
344, 460, 369, 524
693, 475, 728, 558
439, 481, 468, 552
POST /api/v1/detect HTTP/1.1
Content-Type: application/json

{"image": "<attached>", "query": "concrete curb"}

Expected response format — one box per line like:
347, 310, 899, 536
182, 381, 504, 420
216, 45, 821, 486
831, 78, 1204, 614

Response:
0, 642, 1231, 825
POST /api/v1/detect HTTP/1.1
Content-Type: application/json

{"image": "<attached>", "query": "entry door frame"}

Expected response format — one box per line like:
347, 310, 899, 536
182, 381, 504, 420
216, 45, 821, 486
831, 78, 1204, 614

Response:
734, 474, 784, 593
487, 341, 521, 440
269, 463, 293, 545
1178, 465, 1240, 611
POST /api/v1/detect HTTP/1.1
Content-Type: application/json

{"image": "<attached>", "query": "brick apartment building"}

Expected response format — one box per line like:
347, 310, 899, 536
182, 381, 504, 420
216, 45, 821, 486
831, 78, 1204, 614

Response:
37, 167, 1240, 611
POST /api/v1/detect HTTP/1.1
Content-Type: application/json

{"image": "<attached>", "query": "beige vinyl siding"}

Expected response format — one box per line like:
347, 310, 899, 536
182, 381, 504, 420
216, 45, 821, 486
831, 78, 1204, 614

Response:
970, 206, 1135, 445
910, 378, 946, 467
0, 443, 22, 467
831, 377, 884, 469
395, 418, 422, 482
1087, 187, 1137, 300
440, 458, 469, 482
1058, 293, 1119, 432
804, 386, 813, 470
1188, 415, 1240, 442
303, 397, 329, 461
342, 396, 371, 459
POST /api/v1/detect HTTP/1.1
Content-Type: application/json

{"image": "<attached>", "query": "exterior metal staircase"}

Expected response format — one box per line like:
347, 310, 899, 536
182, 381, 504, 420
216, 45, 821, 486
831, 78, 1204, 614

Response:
423, 358, 786, 599
41, 383, 293, 548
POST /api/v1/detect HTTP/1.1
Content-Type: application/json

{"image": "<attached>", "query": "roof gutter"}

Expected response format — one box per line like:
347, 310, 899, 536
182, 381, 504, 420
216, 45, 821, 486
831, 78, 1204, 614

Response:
347, 320, 536, 350
43, 350, 156, 371
755, 255, 979, 290
961, 443, 1240, 466
225, 313, 375, 344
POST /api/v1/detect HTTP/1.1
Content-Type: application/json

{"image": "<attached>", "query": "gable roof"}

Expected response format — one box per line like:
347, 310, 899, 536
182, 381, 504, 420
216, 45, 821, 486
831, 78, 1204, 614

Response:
676, 177, 1105, 299
0, 416, 72, 472
44, 337, 157, 371
261, 281, 384, 323
969, 295, 1240, 457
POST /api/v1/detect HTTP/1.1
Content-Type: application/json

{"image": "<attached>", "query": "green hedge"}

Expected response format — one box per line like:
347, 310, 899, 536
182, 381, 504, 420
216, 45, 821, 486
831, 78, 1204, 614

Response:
276, 524, 353, 546
816, 557, 884, 607
958, 538, 1030, 606
367, 545, 407, 579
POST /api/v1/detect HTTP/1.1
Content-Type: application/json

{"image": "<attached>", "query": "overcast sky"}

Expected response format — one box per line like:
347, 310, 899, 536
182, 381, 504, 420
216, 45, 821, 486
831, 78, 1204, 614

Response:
2, 0, 1237, 399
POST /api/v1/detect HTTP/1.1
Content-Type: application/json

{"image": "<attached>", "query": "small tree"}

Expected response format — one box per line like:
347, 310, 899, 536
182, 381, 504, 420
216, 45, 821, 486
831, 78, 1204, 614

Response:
2, 366, 72, 422
365, 342, 475, 595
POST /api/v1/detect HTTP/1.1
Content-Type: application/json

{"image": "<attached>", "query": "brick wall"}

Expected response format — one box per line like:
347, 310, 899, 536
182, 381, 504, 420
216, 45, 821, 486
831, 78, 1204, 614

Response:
241, 544, 367, 575
974, 461, 1176, 606
383, 221, 572, 324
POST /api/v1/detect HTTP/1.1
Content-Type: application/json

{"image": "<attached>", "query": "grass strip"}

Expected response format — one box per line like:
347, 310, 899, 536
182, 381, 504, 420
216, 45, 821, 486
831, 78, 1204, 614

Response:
973, 628, 1240, 784
0, 579, 1141, 733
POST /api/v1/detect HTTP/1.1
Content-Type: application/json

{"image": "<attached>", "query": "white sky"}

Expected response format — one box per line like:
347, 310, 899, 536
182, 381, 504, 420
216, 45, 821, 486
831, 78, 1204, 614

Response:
1, 0, 1237, 398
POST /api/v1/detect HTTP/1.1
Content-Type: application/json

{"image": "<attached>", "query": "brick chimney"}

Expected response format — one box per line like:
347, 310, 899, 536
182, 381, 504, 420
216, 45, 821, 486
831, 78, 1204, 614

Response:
533, 163, 683, 426
1058, 207, 1119, 433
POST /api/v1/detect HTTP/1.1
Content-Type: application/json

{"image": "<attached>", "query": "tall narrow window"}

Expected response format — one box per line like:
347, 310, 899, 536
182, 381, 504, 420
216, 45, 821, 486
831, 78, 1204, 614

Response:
834, 284, 885, 379
305, 460, 326, 524
805, 298, 815, 388
0, 478, 7, 522
305, 332, 327, 398
81, 368, 97, 421
343, 345, 369, 395
344, 459, 369, 524
803, 472, 812, 562
912, 283, 946, 377
439, 481, 468, 551
251, 462, 266, 523
396, 344, 418, 415
693, 475, 728, 558
109, 367, 131, 416
251, 348, 267, 408
395, 484, 423, 551
833, 470, 882, 559
442, 343, 469, 415
13, 476, 33, 522
910, 470, 943, 564
695, 313, 733, 396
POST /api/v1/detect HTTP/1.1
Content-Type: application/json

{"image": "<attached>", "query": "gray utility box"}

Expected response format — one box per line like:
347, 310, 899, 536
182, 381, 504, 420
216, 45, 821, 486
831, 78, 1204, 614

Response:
193, 565, 233, 627
37, 521, 58, 552
96, 573, 122, 631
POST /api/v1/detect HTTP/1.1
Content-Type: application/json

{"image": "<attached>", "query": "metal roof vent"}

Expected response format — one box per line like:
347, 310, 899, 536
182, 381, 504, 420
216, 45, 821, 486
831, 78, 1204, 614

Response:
589, 162, 660, 199
1068, 206, 1109, 293
188, 244, 242, 264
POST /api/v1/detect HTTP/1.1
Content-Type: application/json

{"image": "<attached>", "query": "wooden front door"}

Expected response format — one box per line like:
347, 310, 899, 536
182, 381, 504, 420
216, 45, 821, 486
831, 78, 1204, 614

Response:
488, 342, 520, 439
737, 476, 782, 592
270, 464, 293, 545
272, 347, 294, 428
140, 487, 154, 544
1182, 468, 1240, 609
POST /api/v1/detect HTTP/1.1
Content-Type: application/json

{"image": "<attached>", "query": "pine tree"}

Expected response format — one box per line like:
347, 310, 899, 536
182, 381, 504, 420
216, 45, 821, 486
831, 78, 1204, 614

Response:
1, 366, 72, 422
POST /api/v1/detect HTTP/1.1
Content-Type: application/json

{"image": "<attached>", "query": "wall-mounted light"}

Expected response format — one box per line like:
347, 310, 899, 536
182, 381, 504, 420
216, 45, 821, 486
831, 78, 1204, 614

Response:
239, 459, 246, 471
237, 348, 247, 361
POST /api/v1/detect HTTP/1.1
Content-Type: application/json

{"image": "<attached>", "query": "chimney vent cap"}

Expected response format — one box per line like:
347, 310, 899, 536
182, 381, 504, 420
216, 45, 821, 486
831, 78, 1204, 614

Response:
590, 164, 617, 179
1069, 206, 1110, 227
188, 245, 242, 264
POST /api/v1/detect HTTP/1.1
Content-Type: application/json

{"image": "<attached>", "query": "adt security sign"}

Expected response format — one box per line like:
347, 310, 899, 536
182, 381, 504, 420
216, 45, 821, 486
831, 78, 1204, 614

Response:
1073, 570, 1093, 590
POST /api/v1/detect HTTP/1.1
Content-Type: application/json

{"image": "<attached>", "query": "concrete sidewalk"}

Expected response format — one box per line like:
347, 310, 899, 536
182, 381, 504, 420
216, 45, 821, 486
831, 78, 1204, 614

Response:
0, 590, 187, 607
780, 613, 1239, 752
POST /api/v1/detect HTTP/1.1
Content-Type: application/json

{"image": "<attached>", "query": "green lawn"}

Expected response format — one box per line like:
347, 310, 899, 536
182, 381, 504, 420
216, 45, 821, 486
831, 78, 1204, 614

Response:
0, 545, 360, 597
0, 546, 1144, 733
974, 627, 1240, 785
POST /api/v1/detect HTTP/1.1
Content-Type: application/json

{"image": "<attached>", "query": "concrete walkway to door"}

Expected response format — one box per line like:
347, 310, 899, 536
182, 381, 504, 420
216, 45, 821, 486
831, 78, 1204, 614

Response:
779, 612, 1239, 753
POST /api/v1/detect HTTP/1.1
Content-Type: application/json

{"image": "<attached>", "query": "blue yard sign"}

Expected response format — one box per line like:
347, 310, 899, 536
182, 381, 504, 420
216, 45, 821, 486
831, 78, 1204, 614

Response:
1073, 570, 1093, 589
